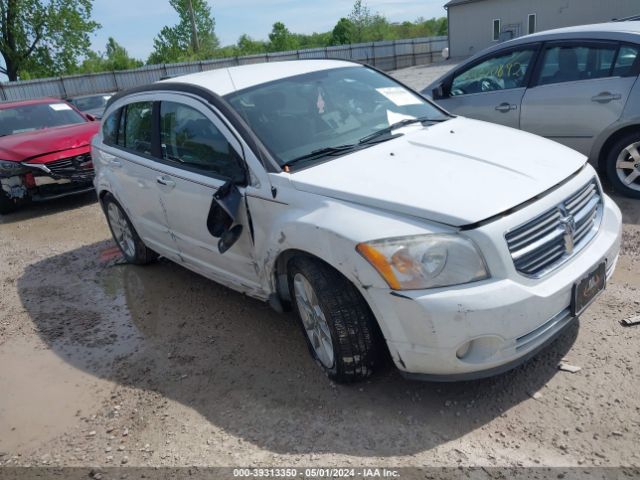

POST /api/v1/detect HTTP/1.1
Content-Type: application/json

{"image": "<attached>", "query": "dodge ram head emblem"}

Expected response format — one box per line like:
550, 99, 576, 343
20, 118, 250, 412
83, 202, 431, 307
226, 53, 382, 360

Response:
560, 208, 576, 255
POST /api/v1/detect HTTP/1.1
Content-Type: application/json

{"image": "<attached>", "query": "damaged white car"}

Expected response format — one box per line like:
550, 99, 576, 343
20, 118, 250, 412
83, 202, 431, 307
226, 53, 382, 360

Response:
93, 60, 622, 383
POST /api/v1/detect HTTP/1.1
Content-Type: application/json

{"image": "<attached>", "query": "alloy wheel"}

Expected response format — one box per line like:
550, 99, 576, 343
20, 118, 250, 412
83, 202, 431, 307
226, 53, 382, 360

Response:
615, 141, 640, 192
293, 273, 335, 369
107, 203, 136, 259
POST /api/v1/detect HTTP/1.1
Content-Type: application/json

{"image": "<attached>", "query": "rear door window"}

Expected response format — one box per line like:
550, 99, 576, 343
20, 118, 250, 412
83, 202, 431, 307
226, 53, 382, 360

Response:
536, 43, 618, 86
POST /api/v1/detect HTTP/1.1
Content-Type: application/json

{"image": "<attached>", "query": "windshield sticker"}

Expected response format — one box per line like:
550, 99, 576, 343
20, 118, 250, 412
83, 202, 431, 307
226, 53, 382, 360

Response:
377, 87, 422, 106
316, 90, 325, 114
49, 103, 73, 111
387, 110, 416, 125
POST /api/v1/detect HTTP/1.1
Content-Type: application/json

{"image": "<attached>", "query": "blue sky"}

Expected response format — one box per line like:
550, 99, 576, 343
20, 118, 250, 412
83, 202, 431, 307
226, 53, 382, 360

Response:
91, 0, 447, 60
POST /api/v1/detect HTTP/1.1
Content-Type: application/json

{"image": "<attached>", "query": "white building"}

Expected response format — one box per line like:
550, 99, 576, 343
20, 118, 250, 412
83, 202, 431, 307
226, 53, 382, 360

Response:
446, 0, 640, 58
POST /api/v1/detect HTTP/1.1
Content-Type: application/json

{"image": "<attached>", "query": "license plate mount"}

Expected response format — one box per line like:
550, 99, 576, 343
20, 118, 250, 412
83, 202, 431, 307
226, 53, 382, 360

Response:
572, 261, 606, 316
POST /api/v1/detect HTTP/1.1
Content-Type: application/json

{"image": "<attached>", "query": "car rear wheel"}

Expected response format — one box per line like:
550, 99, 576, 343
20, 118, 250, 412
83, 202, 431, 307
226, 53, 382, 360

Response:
288, 256, 380, 383
605, 133, 640, 199
102, 193, 158, 265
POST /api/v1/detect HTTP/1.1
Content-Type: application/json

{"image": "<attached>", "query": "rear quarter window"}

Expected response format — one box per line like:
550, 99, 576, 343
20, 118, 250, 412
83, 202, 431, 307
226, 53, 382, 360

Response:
613, 45, 640, 76
102, 109, 120, 145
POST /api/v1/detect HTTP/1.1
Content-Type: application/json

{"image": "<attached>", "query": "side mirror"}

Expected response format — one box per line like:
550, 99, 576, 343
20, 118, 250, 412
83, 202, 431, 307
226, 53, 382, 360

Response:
86, 113, 97, 122
432, 83, 446, 100
206, 180, 244, 254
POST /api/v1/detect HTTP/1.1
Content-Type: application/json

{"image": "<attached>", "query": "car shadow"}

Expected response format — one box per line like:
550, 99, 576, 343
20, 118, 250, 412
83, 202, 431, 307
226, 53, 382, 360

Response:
0, 191, 97, 225
16, 239, 579, 457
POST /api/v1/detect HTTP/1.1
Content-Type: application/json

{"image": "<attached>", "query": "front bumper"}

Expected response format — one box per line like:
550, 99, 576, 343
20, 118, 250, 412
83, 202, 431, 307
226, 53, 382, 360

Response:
363, 195, 622, 380
1, 173, 94, 202
1, 152, 95, 203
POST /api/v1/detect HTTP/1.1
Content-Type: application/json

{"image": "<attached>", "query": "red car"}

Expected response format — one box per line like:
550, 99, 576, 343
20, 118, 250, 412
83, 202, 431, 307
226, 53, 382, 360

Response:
0, 97, 100, 214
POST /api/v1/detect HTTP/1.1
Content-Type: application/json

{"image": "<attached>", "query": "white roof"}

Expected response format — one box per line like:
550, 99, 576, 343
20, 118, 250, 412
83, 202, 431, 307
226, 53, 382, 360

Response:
163, 59, 358, 96
472, 21, 640, 59
525, 21, 640, 39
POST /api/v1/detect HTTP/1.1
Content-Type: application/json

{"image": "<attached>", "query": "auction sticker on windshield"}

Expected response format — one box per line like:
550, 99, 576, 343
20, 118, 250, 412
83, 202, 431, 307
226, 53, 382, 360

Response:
49, 103, 73, 111
376, 87, 422, 106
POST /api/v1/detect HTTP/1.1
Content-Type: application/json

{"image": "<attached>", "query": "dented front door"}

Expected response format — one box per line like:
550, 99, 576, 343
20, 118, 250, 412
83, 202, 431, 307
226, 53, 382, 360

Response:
152, 96, 261, 292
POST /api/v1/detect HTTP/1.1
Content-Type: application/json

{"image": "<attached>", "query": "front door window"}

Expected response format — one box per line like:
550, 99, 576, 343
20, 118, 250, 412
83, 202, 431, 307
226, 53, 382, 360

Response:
451, 49, 536, 96
160, 101, 246, 183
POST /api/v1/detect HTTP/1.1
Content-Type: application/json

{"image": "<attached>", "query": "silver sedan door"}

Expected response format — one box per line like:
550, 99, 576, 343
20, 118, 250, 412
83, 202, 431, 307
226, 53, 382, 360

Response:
521, 42, 639, 155
437, 46, 539, 128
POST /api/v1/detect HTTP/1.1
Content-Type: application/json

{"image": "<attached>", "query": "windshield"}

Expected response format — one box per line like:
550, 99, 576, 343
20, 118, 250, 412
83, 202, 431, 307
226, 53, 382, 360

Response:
0, 102, 86, 137
225, 66, 448, 166
70, 95, 112, 112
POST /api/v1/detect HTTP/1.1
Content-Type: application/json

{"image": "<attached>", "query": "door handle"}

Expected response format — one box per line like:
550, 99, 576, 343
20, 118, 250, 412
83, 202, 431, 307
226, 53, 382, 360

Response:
110, 159, 122, 168
591, 92, 621, 103
495, 102, 517, 113
156, 176, 175, 188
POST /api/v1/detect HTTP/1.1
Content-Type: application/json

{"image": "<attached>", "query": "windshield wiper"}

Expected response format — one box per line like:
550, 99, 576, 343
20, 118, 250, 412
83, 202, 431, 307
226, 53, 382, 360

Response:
282, 144, 358, 169
358, 116, 448, 145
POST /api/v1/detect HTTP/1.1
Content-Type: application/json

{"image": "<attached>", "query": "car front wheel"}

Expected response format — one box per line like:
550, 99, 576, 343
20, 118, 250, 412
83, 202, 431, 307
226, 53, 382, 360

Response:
606, 133, 640, 199
288, 256, 380, 383
102, 193, 157, 265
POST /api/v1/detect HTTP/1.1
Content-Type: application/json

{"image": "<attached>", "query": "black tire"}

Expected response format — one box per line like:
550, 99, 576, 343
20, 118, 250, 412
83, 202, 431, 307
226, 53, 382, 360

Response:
288, 256, 380, 383
605, 132, 640, 199
0, 189, 20, 215
102, 193, 158, 265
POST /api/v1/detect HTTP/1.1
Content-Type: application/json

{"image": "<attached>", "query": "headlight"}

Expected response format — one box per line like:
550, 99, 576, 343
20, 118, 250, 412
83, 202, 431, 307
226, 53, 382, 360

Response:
0, 160, 27, 174
357, 234, 489, 290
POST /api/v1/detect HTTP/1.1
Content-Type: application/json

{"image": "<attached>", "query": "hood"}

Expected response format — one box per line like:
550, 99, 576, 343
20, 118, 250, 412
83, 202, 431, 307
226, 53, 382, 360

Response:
289, 117, 587, 227
0, 122, 100, 163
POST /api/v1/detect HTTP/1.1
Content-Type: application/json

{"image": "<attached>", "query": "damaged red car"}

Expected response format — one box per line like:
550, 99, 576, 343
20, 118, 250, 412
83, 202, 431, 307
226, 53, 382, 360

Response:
0, 98, 100, 214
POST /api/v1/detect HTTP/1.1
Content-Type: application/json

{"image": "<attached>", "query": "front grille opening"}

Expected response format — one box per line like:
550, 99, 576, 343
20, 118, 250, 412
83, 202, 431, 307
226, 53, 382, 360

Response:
505, 179, 603, 278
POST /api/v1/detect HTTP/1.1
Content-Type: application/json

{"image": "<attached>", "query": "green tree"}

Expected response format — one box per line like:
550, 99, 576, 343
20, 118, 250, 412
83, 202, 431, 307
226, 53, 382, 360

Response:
148, 0, 219, 64
294, 31, 331, 49
77, 37, 142, 73
268, 22, 298, 52
348, 0, 372, 43
236, 34, 267, 55
0, 0, 99, 81
365, 14, 394, 41
331, 18, 354, 45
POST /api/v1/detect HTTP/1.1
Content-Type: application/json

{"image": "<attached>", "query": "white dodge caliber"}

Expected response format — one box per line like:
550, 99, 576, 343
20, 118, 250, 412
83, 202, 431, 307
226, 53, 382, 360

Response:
93, 60, 622, 383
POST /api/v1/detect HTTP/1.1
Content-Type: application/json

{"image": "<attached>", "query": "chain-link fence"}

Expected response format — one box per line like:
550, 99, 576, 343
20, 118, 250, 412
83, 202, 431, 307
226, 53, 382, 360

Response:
0, 36, 448, 102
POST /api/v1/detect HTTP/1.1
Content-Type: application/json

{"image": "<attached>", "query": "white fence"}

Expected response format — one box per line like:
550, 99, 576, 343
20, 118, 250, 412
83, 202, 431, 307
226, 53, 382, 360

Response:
0, 36, 448, 101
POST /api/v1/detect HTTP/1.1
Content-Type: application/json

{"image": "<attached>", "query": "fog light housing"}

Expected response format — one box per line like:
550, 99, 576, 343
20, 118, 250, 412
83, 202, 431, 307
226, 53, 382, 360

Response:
455, 336, 504, 363
456, 341, 471, 359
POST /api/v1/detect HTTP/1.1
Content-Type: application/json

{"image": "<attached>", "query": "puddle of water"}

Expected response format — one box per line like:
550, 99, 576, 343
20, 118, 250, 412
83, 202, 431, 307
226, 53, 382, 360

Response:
0, 338, 107, 452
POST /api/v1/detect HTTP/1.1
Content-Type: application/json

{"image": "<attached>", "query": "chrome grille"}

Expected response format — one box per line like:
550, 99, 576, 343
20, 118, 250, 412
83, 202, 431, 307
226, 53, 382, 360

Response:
25, 154, 94, 181
505, 179, 603, 277
46, 154, 93, 177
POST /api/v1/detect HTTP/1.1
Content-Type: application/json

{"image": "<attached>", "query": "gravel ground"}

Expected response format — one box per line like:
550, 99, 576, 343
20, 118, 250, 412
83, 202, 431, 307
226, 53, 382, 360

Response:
389, 61, 459, 90
1, 64, 639, 474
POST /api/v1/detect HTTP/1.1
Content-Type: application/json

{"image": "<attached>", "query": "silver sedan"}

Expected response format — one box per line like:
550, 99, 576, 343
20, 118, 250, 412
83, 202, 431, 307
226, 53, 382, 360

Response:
423, 21, 640, 198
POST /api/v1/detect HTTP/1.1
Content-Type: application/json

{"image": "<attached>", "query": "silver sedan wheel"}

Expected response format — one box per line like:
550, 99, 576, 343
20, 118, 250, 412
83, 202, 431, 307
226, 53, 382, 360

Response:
107, 203, 136, 259
293, 273, 335, 369
616, 141, 640, 192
